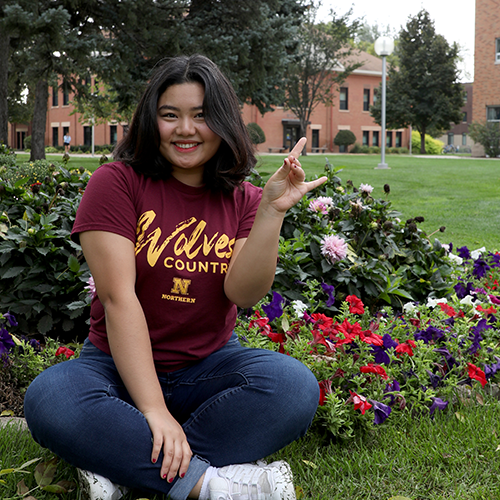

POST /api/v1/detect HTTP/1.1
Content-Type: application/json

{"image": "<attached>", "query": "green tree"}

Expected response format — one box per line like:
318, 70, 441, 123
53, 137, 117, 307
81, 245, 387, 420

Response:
283, 4, 362, 151
370, 10, 464, 154
182, 0, 306, 114
469, 121, 500, 158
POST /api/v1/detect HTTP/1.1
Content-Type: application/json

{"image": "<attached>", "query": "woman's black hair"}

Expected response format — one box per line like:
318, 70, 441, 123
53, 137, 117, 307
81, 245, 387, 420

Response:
113, 54, 257, 194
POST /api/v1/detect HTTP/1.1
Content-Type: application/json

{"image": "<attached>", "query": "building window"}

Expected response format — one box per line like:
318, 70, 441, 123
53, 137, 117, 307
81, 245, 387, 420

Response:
448, 133, 454, 145
496, 38, 500, 63
372, 130, 379, 147
463, 112, 467, 123
487, 106, 500, 121
362, 131, 369, 146
63, 87, 70, 106
83, 126, 92, 146
363, 89, 370, 111
52, 127, 58, 147
386, 132, 393, 148
110, 125, 118, 145
373, 88, 378, 105
339, 87, 348, 110
395, 131, 402, 148
462, 133, 467, 146
52, 87, 58, 107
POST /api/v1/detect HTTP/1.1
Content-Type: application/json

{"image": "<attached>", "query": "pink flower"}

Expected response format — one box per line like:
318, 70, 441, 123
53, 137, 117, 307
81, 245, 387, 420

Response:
308, 199, 329, 214
316, 196, 334, 206
321, 235, 348, 264
359, 183, 374, 194
84, 276, 96, 298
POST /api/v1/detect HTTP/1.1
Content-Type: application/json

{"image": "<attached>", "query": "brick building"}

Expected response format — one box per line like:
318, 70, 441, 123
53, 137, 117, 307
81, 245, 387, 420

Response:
8, 50, 409, 154
438, 83, 473, 151
243, 50, 410, 154
472, 0, 500, 156
7, 77, 127, 151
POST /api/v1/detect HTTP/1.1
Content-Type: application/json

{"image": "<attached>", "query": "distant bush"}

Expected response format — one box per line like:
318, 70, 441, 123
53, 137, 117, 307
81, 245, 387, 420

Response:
246, 122, 266, 145
334, 130, 357, 149
469, 121, 500, 158
411, 131, 444, 155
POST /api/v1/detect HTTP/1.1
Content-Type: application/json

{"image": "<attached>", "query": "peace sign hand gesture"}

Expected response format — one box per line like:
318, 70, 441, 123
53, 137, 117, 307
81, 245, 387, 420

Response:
260, 137, 327, 216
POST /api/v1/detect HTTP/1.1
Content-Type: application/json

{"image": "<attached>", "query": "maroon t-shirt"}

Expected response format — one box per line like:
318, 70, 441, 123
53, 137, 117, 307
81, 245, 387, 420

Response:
72, 162, 262, 372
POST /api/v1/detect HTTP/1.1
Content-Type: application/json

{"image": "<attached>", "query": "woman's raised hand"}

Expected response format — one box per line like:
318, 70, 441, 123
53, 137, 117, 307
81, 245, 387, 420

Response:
261, 137, 327, 215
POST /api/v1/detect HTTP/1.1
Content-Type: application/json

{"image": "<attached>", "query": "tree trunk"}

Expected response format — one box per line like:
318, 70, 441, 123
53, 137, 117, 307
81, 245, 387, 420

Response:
0, 27, 9, 146
30, 78, 48, 161
420, 126, 426, 154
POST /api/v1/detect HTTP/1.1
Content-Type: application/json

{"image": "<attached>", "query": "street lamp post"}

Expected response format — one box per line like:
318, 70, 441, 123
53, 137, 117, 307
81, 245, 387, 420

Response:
374, 36, 394, 169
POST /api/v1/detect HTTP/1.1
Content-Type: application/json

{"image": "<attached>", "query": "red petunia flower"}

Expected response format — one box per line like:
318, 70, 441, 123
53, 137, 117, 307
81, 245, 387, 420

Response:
439, 303, 456, 317
346, 295, 365, 315
359, 329, 384, 346
249, 311, 271, 334
347, 390, 373, 414
476, 304, 497, 316
360, 363, 388, 380
55, 346, 75, 359
310, 313, 334, 331
395, 339, 416, 357
467, 363, 487, 387
318, 379, 332, 406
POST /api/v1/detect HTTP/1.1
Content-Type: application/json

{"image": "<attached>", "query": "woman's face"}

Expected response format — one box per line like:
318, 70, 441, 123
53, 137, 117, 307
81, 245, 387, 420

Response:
157, 81, 222, 186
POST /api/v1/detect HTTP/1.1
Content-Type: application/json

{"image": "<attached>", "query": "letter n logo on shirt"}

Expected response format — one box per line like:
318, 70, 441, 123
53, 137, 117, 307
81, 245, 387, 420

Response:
171, 278, 191, 296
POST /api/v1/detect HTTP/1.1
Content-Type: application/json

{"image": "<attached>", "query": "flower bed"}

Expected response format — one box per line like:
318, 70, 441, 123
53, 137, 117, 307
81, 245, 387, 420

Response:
235, 249, 500, 438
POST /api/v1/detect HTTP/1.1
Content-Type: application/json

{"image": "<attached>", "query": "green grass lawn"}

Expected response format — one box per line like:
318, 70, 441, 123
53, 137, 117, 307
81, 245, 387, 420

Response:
257, 153, 500, 251
2, 395, 500, 500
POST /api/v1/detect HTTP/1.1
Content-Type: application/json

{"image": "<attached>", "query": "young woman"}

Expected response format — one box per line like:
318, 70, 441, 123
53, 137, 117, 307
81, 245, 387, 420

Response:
24, 54, 326, 500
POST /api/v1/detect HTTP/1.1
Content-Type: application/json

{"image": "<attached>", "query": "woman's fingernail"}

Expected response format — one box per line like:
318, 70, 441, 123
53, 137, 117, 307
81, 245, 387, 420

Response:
180, 473, 185, 478
162, 474, 167, 479
168, 477, 174, 483
152, 458, 157, 464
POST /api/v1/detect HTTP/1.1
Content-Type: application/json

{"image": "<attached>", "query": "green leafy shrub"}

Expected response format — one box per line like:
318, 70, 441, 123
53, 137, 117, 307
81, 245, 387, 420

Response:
0, 159, 92, 341
411, 130, 444, 155
246, 122, 266, 145
469, 120, 500, 158
334, 130, 357, 149
271, 159, 454, 312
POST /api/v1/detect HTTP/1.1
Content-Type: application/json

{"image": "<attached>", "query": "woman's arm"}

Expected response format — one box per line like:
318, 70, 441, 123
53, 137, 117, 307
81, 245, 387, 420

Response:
224, 137, 327, 308
79, 231, 192, 482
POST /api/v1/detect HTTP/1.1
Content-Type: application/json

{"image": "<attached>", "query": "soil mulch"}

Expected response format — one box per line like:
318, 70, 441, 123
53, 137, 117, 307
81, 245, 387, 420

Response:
0, 365, 25, 418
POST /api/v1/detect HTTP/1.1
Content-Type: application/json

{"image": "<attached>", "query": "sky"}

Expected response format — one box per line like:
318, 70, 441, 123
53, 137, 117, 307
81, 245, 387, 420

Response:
317, 0, 476, 82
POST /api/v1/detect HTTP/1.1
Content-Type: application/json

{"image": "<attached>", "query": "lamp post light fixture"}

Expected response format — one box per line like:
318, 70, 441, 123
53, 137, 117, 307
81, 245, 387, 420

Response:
374, 36, 394, 169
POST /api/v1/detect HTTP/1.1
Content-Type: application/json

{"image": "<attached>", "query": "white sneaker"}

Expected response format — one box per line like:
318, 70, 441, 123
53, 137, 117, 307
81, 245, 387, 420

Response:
208, 461, 296, 500
78, 469, 129, 500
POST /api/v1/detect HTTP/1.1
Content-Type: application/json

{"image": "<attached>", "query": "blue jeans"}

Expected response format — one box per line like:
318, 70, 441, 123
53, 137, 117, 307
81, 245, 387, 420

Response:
24, 334, 319, 500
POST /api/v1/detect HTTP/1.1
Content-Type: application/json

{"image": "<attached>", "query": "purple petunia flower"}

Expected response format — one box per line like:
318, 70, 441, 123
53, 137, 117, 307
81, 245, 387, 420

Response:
321, 282, 335, 307
473, 258, 491, 280
4, 312, 18, 327
426, 370, 442, 389
369, 399, 392, 424
429, 397, 449, 416
383, 380, 401, 405
372, 333, 399, 365
457, 246, 471, 260
414, 325, 445, 344
262, 292, 285, 322
433, 347, 459, 371
454, 280, 474, 299
484, 356, 500, 379
0, 325, 15, 357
